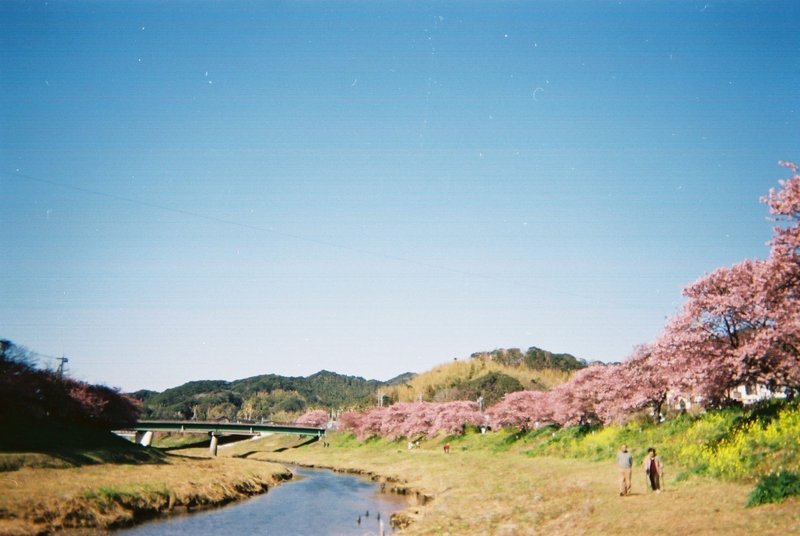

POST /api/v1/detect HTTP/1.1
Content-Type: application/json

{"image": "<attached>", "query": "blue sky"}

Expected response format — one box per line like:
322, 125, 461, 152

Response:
2, 1, 798, 392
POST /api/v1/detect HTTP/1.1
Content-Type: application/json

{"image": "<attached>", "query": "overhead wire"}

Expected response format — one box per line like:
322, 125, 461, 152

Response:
2, 168, 549, 292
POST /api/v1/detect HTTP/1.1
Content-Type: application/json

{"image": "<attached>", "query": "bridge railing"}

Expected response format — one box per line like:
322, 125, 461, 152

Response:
121, 420, 326, 455
129, 419, 326, 436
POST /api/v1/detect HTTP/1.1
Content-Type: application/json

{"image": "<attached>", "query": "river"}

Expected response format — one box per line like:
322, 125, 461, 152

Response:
118, 466, 410, 535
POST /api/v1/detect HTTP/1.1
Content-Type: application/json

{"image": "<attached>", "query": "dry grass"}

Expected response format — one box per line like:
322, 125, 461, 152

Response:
232, 433, 800, 535
0, 452, 290, 535
385, 358, 572, 403
4, 429, 797, 535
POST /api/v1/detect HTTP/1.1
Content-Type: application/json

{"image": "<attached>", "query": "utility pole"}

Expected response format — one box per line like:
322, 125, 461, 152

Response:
56, 355, 69, 378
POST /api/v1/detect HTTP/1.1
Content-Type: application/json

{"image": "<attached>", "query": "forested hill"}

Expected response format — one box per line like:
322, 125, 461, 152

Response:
131, 347, 587, 422
131, 370, 393, 421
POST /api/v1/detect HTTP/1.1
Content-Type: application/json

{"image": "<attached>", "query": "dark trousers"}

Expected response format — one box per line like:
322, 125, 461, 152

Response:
647, 471, 660, 491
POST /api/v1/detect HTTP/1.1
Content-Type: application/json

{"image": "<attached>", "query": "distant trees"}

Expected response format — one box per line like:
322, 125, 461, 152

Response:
134, 370, 383, 421
449, 371, 525, 407
205, 402, 239, 421
524, 347, 588, 370
470, 347, 586, 371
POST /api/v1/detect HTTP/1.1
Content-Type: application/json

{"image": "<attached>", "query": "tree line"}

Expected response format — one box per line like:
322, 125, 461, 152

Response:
132, 370, 390, 422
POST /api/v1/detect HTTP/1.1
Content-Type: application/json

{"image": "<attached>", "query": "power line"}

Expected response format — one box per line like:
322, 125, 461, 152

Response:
9, 348, 70, 375
27, 350, 62, 362
2, 168, 538, 289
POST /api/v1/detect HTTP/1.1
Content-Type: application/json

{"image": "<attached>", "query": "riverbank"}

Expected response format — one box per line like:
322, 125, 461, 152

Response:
3, 427, 797, 535
0, 450, 291, 535
223, 432, 800, 535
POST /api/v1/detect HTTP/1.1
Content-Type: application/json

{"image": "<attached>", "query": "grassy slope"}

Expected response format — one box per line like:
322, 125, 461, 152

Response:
0, 434, 291, 535
384, 357, 572, 403
520, 399, 800, 484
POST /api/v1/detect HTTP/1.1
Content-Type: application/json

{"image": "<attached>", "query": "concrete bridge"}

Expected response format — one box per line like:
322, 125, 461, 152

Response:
129, 420, 326, 456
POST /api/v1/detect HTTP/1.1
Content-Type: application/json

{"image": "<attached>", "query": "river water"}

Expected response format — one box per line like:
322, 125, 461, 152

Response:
118, 466, 409, 535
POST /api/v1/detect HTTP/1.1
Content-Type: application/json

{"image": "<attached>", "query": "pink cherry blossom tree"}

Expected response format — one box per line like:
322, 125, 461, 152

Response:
337, 410, 366, 437
765, 161, 800, 259
337, 400, 484, 439
432, 400, 484, 436
359, 406, 390, 439
655, 163, 800, 405
548, 364, 618, 426
614, 345, 669, 422
756, 161, 800, 392
486, 389, 552, 430
295, 409, 329, 427
654, 261, 768, 406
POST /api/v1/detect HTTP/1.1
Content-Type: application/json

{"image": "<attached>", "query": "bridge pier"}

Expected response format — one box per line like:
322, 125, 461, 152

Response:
135, 430, 154, 447
209, 433, 219, 456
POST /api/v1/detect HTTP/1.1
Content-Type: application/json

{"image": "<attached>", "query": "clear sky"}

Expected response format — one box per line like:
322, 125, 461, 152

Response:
1, 1, 798, 392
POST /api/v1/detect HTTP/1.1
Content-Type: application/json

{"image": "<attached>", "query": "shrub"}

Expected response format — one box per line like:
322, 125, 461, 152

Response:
747, 471, 800, 507
1, 341, 140, 430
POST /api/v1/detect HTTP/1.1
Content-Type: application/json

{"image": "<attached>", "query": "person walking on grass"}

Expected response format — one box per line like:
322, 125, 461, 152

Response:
644, 447, 664, 492
617, 443, 633, 496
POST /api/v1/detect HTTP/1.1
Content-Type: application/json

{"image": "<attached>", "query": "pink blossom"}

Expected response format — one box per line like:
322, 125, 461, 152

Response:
295, 409, 329, 427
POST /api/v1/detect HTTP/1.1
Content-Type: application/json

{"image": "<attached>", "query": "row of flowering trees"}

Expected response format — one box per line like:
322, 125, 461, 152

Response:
331, 163, 800, 439
338, 401, 485, 440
